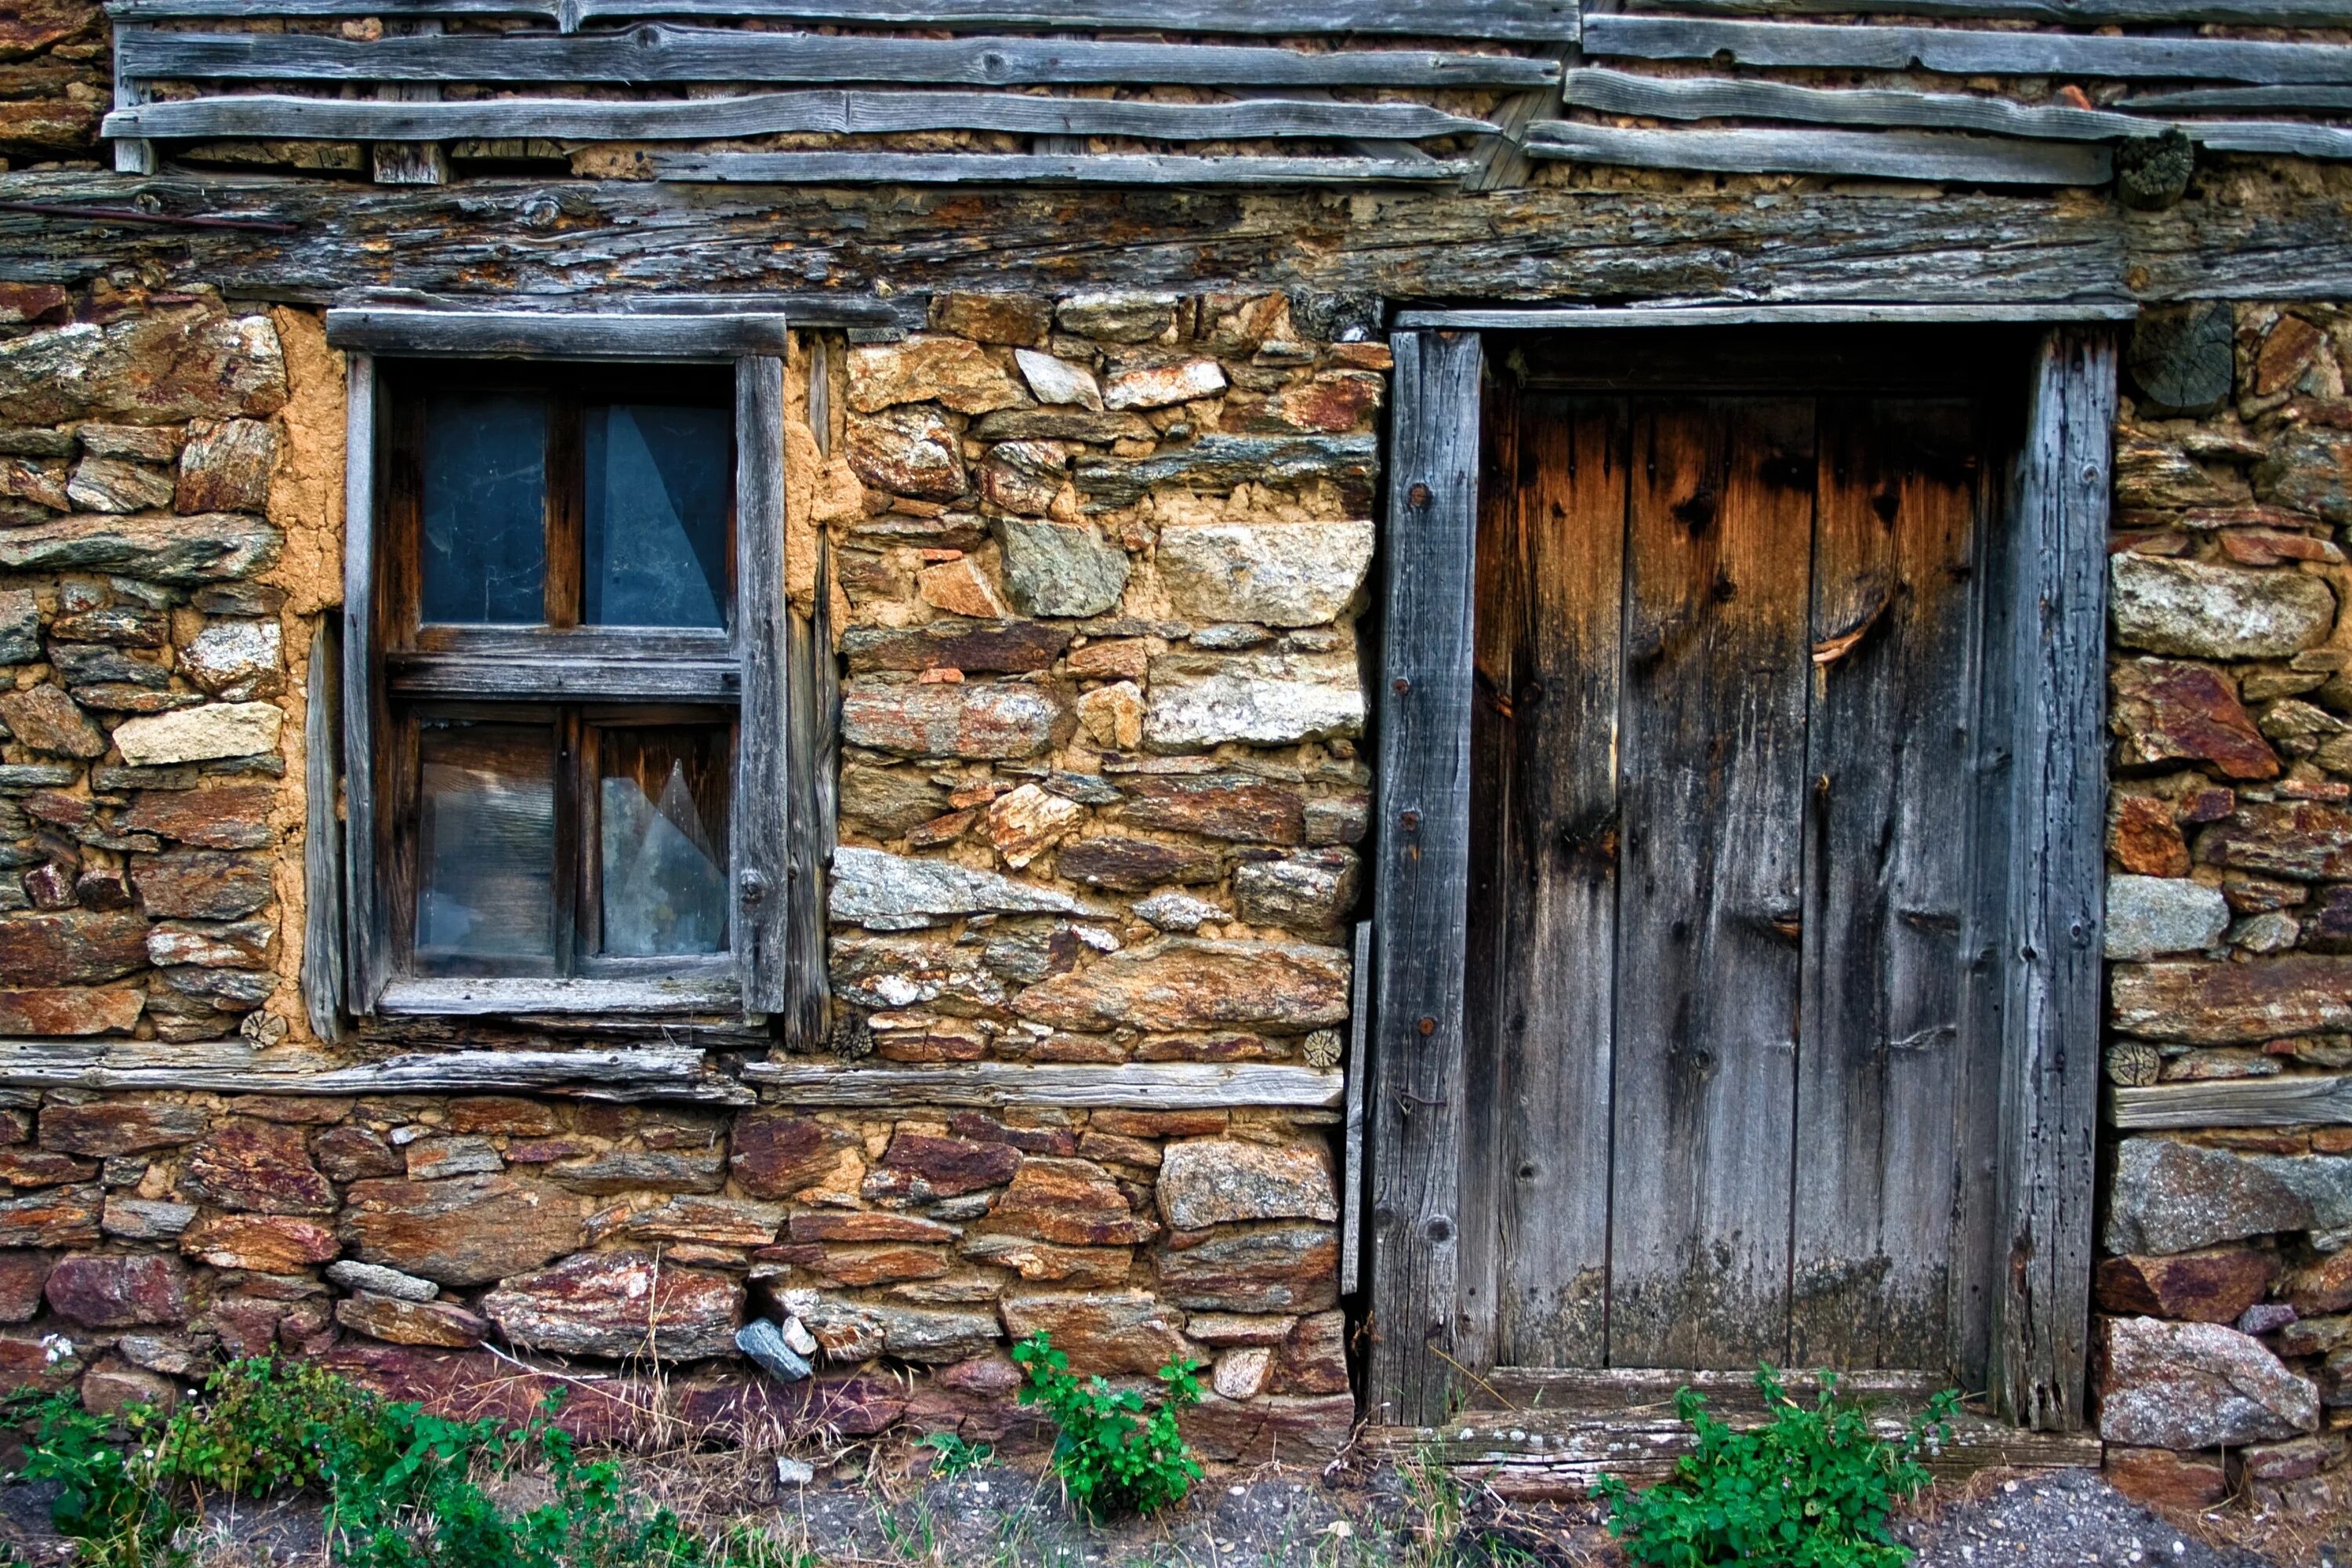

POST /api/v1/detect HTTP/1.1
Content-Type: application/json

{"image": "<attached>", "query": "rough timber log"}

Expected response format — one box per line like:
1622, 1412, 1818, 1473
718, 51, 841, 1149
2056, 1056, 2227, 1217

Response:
1, 172, 2349, 304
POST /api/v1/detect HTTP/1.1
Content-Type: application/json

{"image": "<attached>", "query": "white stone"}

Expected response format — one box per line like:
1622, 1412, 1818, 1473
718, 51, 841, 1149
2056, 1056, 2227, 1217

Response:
2111, 555, 2336, 660
829, 845, 1111, 929
1156, 521, 1376, 628
1014, 349, 1104, 412
1134, 891, 1225, 932
1145, 652, 1364, 750
1103, 358, 1228, 412
180, 618, 283, 698
2106, 875, 2230, 960
1076, 681, 1144, 750
326, 1260, 441, 1302
2100, 1316, 2318, 1449
1212, 1345, 1273, 1401
111, 701, 282, 766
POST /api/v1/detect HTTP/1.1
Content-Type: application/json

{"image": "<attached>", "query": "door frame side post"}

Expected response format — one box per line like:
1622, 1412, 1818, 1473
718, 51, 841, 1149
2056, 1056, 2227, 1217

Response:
1990, 323, 2116, 1432
1367, 328, 1486, 1428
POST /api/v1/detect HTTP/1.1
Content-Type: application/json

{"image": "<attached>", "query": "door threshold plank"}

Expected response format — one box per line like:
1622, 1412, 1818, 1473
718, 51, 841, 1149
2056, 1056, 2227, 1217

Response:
1472, 1364, 1944, 1414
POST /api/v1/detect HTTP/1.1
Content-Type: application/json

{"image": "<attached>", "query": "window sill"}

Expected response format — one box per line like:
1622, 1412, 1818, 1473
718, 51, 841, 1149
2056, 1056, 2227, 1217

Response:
376, 975, 743, 1018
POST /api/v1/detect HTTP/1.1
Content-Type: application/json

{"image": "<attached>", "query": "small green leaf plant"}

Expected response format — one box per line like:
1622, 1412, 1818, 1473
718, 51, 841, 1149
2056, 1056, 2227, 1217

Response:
1592, 1365, 1959, 1568
1010, 1330, 1204, 1519
915, 1430, 993, 1479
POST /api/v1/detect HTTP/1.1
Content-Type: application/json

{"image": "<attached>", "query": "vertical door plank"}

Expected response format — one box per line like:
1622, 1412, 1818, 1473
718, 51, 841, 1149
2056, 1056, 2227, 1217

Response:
1993, 327, 2114, 1430
301, 615, 346, 1044
1492, 394, 1626, 1369
1609, 397, 1815, 1370
1369, 329, 1484, 1425
735, 354, 793, 1018
341, 353, 385, 1015
1791, 399, 1980, 1370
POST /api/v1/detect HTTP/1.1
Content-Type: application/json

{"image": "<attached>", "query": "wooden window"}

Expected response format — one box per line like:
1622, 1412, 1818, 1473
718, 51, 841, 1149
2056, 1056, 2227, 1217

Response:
326, 310, 807, 1022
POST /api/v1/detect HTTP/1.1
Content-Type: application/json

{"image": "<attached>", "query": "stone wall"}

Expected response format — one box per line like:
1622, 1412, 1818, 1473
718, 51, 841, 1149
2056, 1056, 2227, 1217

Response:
2098, 303, 2352, 1515
0, 278, 1374, 1460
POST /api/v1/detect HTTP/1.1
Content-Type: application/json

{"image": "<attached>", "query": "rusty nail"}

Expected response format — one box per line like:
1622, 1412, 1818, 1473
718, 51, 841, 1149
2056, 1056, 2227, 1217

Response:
1400, 810, 1420, 831
1417, 1016, 1437, 1036
1392, 677, 1410, 695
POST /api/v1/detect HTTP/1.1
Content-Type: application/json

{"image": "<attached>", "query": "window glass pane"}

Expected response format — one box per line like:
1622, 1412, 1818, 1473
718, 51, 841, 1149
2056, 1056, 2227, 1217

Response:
421, 392, 547, 625
598, 725, 729, 956
583, 403, 731, 629
415, 720, 556, 966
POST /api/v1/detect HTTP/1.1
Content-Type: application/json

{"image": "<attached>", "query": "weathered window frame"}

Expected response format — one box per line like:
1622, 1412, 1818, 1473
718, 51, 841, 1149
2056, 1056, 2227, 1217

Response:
324, 307, 798, 1024
1364, 310, 2120, 1432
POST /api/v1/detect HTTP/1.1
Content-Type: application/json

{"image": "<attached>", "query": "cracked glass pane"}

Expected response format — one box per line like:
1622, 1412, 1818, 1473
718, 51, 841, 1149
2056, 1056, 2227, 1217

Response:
584, 403, 731, 629
415, 719, 556, 965
598, 725, 729, 956
420, 392, 547, 625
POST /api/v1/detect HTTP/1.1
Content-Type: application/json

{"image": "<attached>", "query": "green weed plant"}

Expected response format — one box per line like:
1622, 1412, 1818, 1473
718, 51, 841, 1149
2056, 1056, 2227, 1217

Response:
1010, 1330, 1203, 1519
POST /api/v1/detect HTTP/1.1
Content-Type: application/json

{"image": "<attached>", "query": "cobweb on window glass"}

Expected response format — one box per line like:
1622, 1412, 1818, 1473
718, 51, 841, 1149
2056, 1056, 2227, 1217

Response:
601, 760, 728, 956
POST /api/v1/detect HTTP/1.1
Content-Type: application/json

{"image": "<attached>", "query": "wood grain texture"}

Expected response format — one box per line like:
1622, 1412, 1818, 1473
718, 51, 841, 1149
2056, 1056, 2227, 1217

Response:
1561, 67, 2147, 142
376, 975, 742, 1014
1397, 305, 2140, 328
1342, 918, 1372, 1299
1470, 390, 1625, 1370
1619, 0, 2347, 19
1583, 15, 2352, 83
1789, 399, 1979, 1372
301, 616, 347, 1045
341, 353, 385, 1018
118, 27, 1561, 87
780, 598, 829, 1047
1607, 397, 1814, 1371
104, 0, 1581, 38
384, 652, 739, 699
739, 1060, 1345, 1108
2111, 1073, 2352, 1127
1524, 124, 2114, 186
110, 25, 155, 176
1367, 329, 1484, 1426
325, 307, 787, 358
0, 1040, 746, 1100
649, 153, 1475, 184
1991, 326, 2114, 1432
2118, 85, 2352, 112
371, 17, 448, 187
11, 172, 2350, 305
735, 355, 792, 1019
108, 90, 1495, 143
2187, 121, 2352, 159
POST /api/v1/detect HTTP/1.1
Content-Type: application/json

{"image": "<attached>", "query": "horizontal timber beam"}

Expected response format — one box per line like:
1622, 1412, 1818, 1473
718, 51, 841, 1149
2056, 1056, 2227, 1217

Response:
1582, 16, 2352, 83
647, 152, 1473, 184
1394, 303, 2139, 326
106, 0, 1581, 38
105, 89, 1494, 143
2110, 1073, 2352, 1128
1562, 67, 2148, 141
5, 172, 2350, 306
740, 1060, 1345, 1109
118, 26, 1561, 88
1523, 123, 2114, 185
0, 1041, 750, 1102
376, 976, 742, 1014
1618, 0, 2347, 20
325, 306, 788, 356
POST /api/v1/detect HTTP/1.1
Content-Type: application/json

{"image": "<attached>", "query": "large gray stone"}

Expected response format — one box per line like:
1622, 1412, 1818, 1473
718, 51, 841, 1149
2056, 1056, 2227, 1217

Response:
1233, 849, 1360, 934
1145, 652, 1364, 750
830, 845, 1108, 931
1156, 521, 1375, 628
2255, 426, 2352, 524
1158, 1140, 1338, 1230
0, 512, 282, 585
994, 517, 1131, 618
2111, 555, 2336, 659
0, 310, 287, 427
839, 679, 1070, 759
2106, 875, 2230, 960
2105, 1137, 2352, 1255
1056, 292, 1177, 343
1014, 349, 1103, 412
2099, 1316, 2318, 1448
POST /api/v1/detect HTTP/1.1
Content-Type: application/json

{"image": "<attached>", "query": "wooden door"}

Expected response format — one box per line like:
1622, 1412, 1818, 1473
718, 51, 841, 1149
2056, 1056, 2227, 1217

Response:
1464, 336, 1998, 1378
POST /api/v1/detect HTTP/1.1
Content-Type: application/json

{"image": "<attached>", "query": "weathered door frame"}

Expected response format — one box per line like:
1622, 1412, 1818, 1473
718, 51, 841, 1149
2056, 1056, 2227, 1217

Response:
1364, 309, 2123, 1432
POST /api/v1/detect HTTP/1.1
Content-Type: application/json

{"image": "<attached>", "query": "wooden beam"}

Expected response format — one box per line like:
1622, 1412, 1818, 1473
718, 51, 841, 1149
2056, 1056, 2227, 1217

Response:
2112, 1073, 2352, 1128
334, 289, 897, 328
1583, 16, 2352, 83
1367, 329, 1483, 1428
2118, 85, 2352, 112
376, 976, 742, 1015
0, 1040, 747, 1101
2188, 121, 2352, 159
325, 307, 788, 358
104, 0, 1581, 37
300, 616, 345, 1044
118, 27, 1563, 88
1396, 303, 2139, 327
1341, 918, 1370, 1299
1562, 67, 2147, 141
1991, 325, 2115, 1433
1524, 123, 2114, 185
383, 652, 739, 700
736, 354, 792, 1020
110, 24, 155, 176
340, 353, 383, 1017
1617, 0, 2347, 20
648, 152, 1476, 185
739, 1060, 1345, 1109
107, 90, 1495, 144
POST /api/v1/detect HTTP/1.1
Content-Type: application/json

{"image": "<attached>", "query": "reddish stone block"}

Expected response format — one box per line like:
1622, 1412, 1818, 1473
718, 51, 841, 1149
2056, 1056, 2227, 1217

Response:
2111, 659, 2279, 781
121, 783, 275, 850
946, 1112, 1078, 1156
312, 1125, 403, 1182
1118, 774, 1305, 844
0, 1250, 52, 1322
39, 1103, 208, 1158
339, 1174, 582, 1288
80, 1358, 178, 1417
45, 1253, 190, 1327
2285, 1250, 2352, 1316
982, 1158, 1158, 1247
731, 1112, 857, 1200
131, 850, 274, 920
2106, 1445, 2230, 1511
179, 1211, 338, 1273
0, 912, 148, 987
878, 1132, 1021, 1198
2111, 795, 2190, 877
445, 1098, 561, 1137
0, 1148, 97, 1187
1272, 1310, 1349, 1395
2096, 1249, 2281, 1323
0, 1186, 101, 1250
182, 1120, 335, 1214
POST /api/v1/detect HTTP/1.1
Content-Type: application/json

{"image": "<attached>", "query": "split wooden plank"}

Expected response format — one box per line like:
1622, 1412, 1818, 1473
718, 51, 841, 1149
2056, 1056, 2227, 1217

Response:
118, 27, 1562, 88
107, 91, 1496, 143
1790, 397, 1981, 1372
2119, 85, 2352, 112
1367, 329, 1485, 1426
385, 652, 738, 699
332, 289, 897, 329
376, 976, 742, 1014
300, 617, 346, 1044
2112, 1073, 2352, 1128
739, 1060, 1345, 1109
652, 152, 1474, 183
104, 0, 1582, 37
1396, 304, 2140, 328
2188, 121, 2352, 158
1991, 325, 2115, 1431
1340, 919, 1371, 1299
1582, 16, 2352, 83
0, 1040, 746, 1100
1606, 396, 1815, 1371
736, 353, 793, 1021
340, 353, 384, 1017
1560, 67, 2147, 142
372, 18, 448, 187
1523, 123, 2114, 185
1618, 0, 2349, 20
111, 24, 155, 176
325, 307, 789, 357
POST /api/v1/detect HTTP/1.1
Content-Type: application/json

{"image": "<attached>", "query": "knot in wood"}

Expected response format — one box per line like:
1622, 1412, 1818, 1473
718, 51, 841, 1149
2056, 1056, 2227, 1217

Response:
1408, 481, 1432, 508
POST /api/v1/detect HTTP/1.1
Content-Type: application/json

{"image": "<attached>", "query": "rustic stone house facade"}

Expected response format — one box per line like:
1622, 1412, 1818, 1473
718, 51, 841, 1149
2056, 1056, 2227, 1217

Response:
1, 0, 2350, 1516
